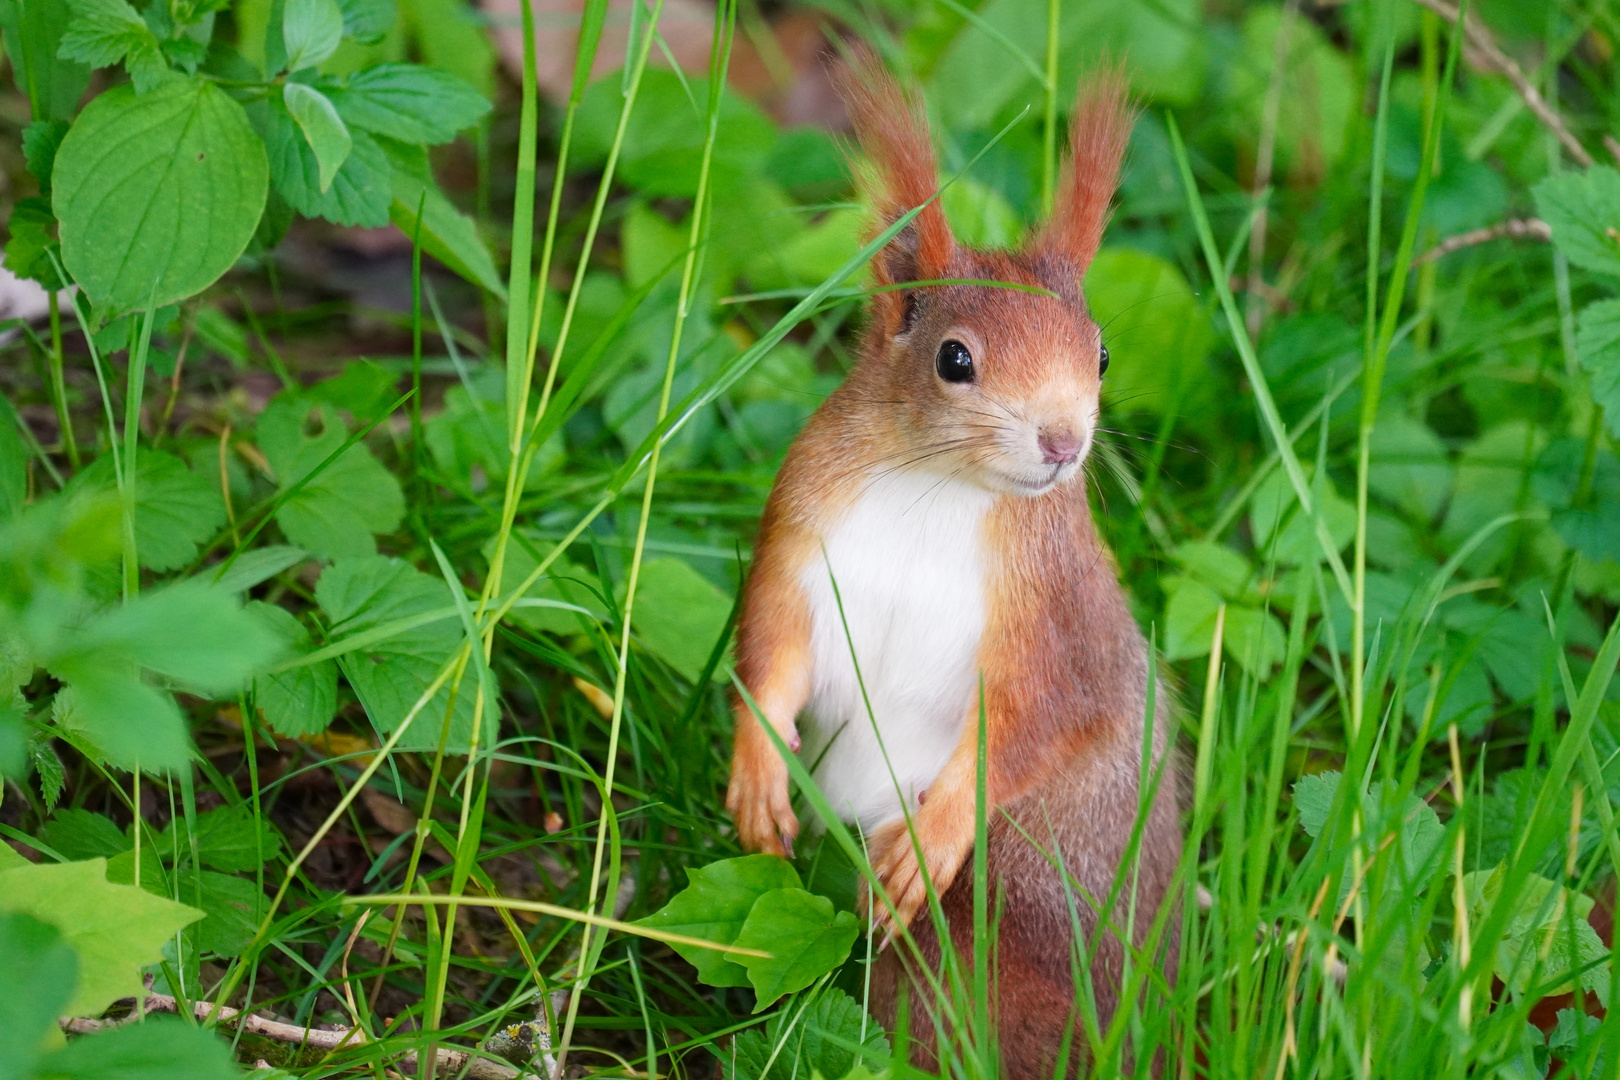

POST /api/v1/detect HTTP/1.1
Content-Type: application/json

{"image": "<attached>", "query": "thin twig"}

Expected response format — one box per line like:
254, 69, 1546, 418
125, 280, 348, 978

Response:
1412, 217, 1551, 264
61, 995, 521, 1080
1406, 0, 1594, 168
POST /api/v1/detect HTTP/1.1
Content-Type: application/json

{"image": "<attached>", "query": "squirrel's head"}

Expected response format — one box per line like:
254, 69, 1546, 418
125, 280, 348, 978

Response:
838, 55, 1133, 498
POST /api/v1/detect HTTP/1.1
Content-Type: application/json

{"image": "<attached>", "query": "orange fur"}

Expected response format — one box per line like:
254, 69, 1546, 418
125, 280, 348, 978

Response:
726, 56, 1178, 1078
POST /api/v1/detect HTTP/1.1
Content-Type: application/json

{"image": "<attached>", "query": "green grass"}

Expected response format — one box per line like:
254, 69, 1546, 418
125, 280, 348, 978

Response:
3, 1, 1620, 1079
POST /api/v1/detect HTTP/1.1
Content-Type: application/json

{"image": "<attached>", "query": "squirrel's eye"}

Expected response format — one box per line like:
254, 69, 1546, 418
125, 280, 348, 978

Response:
1099, 344, 1110, 376
935, 340, 975, 384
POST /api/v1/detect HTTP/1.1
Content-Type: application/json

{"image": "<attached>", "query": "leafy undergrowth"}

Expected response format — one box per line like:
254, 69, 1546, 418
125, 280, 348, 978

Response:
2, 0, 1620, 1078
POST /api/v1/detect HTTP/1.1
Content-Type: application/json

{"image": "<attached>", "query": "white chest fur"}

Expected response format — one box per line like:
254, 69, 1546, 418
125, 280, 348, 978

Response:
798, 468, 993, 831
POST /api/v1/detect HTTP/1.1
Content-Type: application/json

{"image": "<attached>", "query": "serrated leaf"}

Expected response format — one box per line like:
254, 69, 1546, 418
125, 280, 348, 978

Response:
1293, 770, 1339, 838
725, 988, 890, 1080
314, 555, 483, 751
210, 545, 308, 593
186, 870, 265, 956
21, 119, 69, 193
40, 1016, 237, 1080
248, 601, 337, 736
1465, 865, 1611, 1006
1533, 166, 1620, 278
1575, 298, 1620, 440
160, 804, 282, 873
283, 82, 351, 193
51, 673, 192, 773
727, 889, 859, 1011
283, 0, 343, 71
53, 79, 268, 319
67, 450, 226, 571
41, 809, 128, 861
382, 137, 504, 296
0, 858, 203, 1017
4, 195, 68, 290
58, 0, 172, 92
265, 99, 391, 227
328, 63, 489, 144
636, 855, 802, 988
0, 911, 78, 1078
256, 396, 404, 557
306, 359, 400, 422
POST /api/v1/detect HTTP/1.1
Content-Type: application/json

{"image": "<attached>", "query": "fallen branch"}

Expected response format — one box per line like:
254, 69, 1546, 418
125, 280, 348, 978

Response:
61, 994, 521, 1080
1406, 0, 1594, 168
1413, 217, 1552, 264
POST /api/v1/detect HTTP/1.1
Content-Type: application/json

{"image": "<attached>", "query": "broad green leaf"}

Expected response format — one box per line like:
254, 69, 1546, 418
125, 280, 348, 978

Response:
283, 0, 344, 70
1172, 541, 1256, 602
382, 138, 504, 296
727, 888, 859, 1011
159, 804, 282, 873
725, 988, 890, 1080
53, 79, 268, 319
22, 119, 70, 193
256, 395, 405, 558
59, 0, 170, 92
1532, 166, 1620, 279
40, 809, 128, 861
306, 359, 400, 422
1222, 606, 1286, 677
1250, 468, 1357, 567
637, 855, 802, 988
67, 450, 226, 571
1464, 865, 1610, 1006
1293, 770, 1339, 837
1441, 423, 1547, 573
1574, 298, 1620, 439
0, 858, 202, 1017
3, 195, 67, 289
0, 911, 78, 1078
0, 392, 26, 519
211, 545, 308, 593
249, 601, 338, 736
395, 0, 495, 93
265, 99, 392, 227
1085, 248, 1215, 422
626, 557, 733, 683
327, 62, 489, 144
337, 0, 395, 43
1369, 415, 1452, 523
0, 0, 92, 122
942, 178, 1020, 250
50, 676, 191, 773
40, 1017, 237, 1080
283, 82, 351, 193
187, 870, 265, 956
1162, 577, 1222, 661
314, 555, 483, 751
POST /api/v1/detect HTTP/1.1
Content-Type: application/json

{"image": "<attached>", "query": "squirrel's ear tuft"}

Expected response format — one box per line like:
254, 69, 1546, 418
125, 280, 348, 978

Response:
834, 50, 953, 307
1037, 65, 1134, 275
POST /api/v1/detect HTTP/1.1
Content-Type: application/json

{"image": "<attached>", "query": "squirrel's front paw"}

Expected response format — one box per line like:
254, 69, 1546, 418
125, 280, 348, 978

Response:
866, 815, 971, 939
726, 750, 799, 858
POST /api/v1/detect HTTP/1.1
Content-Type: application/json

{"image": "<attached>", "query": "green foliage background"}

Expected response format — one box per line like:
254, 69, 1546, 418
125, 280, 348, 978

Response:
1, 0, 1619, 1076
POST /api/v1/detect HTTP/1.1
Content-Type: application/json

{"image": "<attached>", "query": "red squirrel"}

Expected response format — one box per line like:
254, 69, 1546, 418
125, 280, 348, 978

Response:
725, 55, 1181, 1077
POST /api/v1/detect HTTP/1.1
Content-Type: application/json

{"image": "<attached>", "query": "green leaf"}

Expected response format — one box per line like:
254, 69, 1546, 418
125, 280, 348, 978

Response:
395, 0, 494, 93
1292, 770, 1339, 838
1161, 576, 1222, 661
725, 988, 890, 1080
1533, 166, 1620, 279
283, 82, 351, 193
306, 359, 400, 422
1465, 865, 1611, 1006
59, 0, 171, 92
21, 119, 70, 193
1250, 468, 1357, 567
1222, 7, 1354, 176
727, 889, 859, 1011
328, 63, 489, 144
41, 809, 128, 861
0, 392, 27, 520
1369, 414, 1452, 523
248, 601, 338, 736
283, 0, 343, 70
1574, 298, 1620, 440
53, 79, 268, 320
0, 911, 78, 1078
210, 545, 308, 593
160, 804, 282, 873
5, 195, 68, 290
1172, 541, 1256, 602
636, 855, 802, 988
314, 555, 483, 751
1222, 606, 1286, 677
0, 0, 92, 122
256, 395, 405, 558
627, 557, 733, 683
337, 0, 395, 43
1084, 248, 1215, 422
0, 858, 203, 1017
50, 676, 192, 774
39, 1016, 237, 1080
265, 99, 392, 227
187, 869, 265, 956
485, 540, 606, 636
67, 450, 227, 572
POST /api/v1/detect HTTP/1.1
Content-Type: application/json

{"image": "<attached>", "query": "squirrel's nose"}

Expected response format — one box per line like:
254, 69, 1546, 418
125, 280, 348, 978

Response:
1038, 429, 1082, 464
